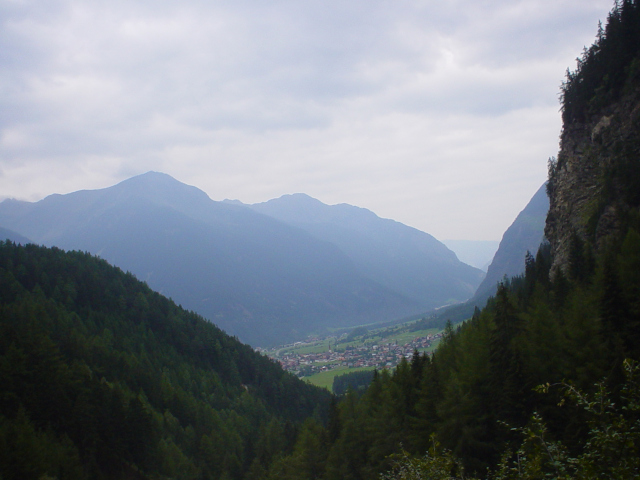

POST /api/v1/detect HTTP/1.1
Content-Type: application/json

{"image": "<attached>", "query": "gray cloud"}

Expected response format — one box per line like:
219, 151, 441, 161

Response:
0, 0, 613, 240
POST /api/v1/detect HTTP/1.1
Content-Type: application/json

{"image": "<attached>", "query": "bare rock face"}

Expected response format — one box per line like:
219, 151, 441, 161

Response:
546, 89, 640, 274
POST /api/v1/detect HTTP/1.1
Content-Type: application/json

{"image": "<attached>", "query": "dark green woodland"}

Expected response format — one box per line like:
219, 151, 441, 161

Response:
0, 243, 330, 479
2, 1, 640, 479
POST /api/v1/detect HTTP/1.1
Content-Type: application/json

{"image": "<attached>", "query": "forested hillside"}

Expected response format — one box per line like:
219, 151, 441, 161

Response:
0, 242, 330, 479
256, 2, 640, 478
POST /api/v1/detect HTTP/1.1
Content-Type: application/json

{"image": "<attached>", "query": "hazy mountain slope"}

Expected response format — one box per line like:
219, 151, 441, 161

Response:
472, 182, 549, 303
441, 239, 499, 271
424, 182, 549, 327
0, 172, 420, 346
250, 193, 484, 310
0, 226, 30, 244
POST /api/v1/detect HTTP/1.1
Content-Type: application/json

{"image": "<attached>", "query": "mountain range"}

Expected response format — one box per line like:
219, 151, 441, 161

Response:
248, 193, 483, 309
0, 172, 484, 346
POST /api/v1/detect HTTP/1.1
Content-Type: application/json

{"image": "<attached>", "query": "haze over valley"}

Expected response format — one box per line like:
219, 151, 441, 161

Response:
1, 171, 524, 346
2, 1, 639, 479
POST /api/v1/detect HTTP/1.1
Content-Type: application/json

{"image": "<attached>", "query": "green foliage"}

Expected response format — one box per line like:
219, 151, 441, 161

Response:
376, 337, 640, 480
380, 439, 477, 480
333, 370, 376, 396
294, 211, 640, 478
266, 418, 328, 480
381, 355, 640, 480
561, 0, 640, 123
0, 241, 330, 479
493, 412, 573, 480
346, 326, 370, 342
495, 359, 640, 479
0, 409, 86, 480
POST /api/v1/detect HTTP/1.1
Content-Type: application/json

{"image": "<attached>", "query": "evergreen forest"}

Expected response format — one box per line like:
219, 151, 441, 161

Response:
0, 242, 330, 479
2, 1, 640, 479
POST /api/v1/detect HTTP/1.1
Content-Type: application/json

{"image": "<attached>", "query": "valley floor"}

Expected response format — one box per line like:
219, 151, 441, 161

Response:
262, 328, 442, 380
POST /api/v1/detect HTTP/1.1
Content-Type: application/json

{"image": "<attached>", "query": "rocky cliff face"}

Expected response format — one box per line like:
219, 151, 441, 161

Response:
546, 86, 640, 274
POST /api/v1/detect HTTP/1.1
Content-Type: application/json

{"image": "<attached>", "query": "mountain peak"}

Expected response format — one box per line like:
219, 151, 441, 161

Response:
259, 193, 325, 207
131, 170, 172, 180
252, 194, 334, 224
109, 171, 212, 208
282, 193, 320, 202
116, 171, 202, 192
251, 194, 483, 307
253, 193, 383, 226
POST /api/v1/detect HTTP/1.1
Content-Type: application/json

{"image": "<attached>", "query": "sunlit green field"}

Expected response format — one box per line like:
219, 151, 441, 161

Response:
365, 327, 440, 346
305, 365, 377, 391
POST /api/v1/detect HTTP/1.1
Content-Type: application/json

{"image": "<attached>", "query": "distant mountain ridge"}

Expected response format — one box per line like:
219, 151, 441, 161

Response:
0, 172, 482, 346
472, 182, 549, 303
249, 193, 484, 307
442, 239, 500, 271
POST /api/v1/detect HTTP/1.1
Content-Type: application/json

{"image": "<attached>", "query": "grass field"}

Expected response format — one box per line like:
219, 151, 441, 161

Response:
370, 327, 440, 346
305, 365, 377, 391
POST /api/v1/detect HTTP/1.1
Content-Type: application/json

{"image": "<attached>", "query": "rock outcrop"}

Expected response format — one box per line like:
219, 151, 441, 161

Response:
546, 87, 640, 274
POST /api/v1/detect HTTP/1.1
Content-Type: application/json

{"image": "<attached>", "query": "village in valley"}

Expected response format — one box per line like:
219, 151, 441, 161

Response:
262, 325, 443, 378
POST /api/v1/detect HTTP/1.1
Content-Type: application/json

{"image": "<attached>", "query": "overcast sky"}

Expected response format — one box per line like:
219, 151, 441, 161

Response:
1, 0, 614, 240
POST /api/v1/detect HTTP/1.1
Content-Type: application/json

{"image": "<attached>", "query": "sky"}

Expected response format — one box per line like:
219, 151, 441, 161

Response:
0, 0, 614, 241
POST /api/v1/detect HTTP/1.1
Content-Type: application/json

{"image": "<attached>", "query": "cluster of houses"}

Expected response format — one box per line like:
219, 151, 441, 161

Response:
269, 332, 442, 377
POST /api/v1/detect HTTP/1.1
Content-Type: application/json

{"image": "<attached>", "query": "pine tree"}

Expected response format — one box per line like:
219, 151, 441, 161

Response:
488, 284, 527, 426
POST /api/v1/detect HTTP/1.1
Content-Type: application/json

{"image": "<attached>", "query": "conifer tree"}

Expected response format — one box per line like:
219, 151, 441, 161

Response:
488, 284, 527, 427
